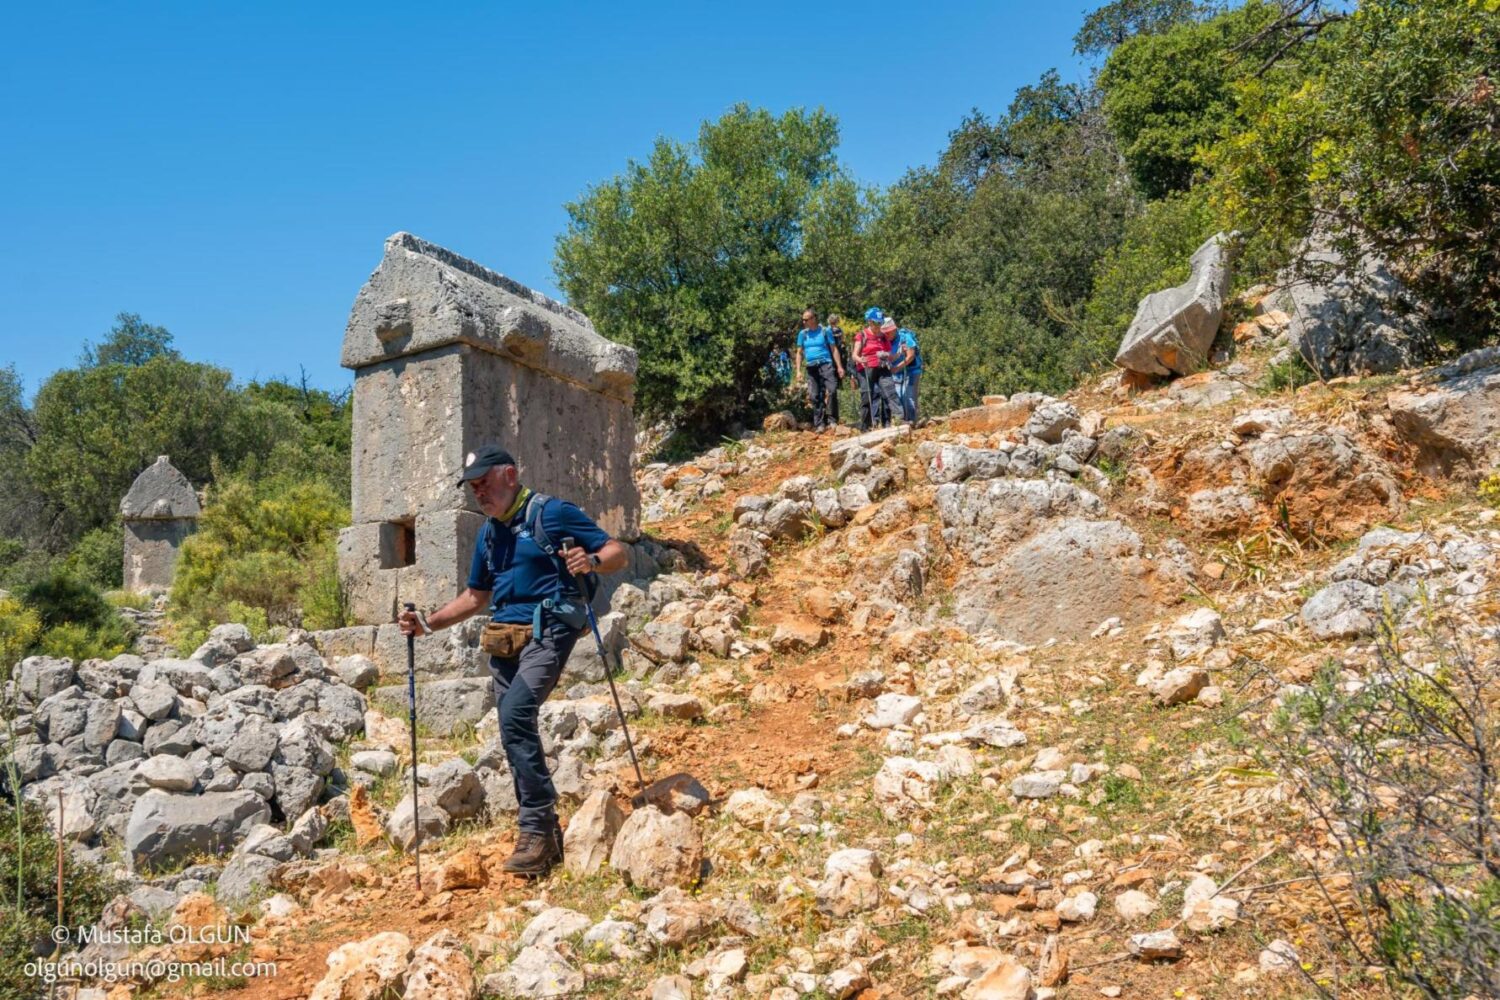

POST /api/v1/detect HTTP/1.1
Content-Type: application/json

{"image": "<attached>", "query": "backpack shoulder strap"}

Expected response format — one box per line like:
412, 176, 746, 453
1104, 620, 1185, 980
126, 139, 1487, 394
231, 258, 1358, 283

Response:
511, 492, 599, 604
481, 516, 497, 574
507, 492, 556, 555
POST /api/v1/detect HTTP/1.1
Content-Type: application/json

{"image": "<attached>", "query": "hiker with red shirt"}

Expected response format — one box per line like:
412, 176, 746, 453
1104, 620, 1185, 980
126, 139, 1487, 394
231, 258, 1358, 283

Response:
853, 309, 903, 430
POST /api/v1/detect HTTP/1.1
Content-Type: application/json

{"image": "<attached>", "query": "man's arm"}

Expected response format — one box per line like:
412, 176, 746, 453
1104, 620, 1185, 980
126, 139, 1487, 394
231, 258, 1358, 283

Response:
563, 538, 628, 577
399, 587, 490, 636
792, 344, 804, 385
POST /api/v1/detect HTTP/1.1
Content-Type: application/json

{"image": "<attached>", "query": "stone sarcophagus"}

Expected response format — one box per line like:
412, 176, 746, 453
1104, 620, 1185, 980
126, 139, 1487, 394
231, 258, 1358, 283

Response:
337, 232, 640, 625
121, 455, 200, 594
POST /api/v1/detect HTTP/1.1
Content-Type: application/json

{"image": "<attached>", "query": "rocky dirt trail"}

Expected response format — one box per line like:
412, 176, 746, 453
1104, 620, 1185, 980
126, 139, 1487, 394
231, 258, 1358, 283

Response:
37, 328, 1500, 1000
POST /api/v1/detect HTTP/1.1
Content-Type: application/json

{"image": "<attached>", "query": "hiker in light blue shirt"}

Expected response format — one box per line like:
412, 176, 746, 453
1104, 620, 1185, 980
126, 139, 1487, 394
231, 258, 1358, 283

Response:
889, 322, 923, 426
793, 308, 844, 432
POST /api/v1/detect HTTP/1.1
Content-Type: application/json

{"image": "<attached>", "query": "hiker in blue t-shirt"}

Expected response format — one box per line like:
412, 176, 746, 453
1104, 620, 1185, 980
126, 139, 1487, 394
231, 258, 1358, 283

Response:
398, 445, 628, 877
890, 323, 924, 426
793, 308, 845, 432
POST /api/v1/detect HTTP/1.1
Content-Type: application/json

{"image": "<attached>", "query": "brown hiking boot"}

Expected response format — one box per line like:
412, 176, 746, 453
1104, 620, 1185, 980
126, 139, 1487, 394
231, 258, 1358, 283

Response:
502, 829, 561, 877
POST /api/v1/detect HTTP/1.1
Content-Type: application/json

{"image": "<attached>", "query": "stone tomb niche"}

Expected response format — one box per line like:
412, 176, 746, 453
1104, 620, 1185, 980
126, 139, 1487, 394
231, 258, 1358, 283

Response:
337, 232, 642, 625
120, 455, 201, 594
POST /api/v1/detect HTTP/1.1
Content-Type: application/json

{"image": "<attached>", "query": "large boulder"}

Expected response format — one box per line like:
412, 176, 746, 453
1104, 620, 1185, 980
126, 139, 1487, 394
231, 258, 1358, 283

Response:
308, 931, 413, 1000
371, 677, 489, 737
124, 790, 271, 872
609, 805, 702, 891
1300, 579, 1401, 639
1115, 233, 1234, 377
16, 657, 75, 704
404, 930, 474, 1000
563, 789, 624, 875
483, 944, 583, 998
216, 852, 280, 912
816, 848, 882, 917
947, 517, 1191, 642
1388, 349, 1500, 478
1271, 244, 1433, 378
385, 791, 450, 851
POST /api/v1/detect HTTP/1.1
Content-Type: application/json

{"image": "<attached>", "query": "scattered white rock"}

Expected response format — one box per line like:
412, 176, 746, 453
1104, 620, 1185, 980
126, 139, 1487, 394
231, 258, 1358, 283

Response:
864, 693, 922, 729
1113, 890, 1157, 921
1056, 891, 1097, 923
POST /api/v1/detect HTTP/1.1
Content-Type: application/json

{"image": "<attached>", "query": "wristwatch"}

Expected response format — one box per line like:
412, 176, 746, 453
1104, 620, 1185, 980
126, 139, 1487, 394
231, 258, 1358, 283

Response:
588, 553, 601, 569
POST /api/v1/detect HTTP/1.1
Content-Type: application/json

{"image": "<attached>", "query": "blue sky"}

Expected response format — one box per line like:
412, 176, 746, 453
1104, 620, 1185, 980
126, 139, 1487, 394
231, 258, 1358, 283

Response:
1, 2, 1091, 397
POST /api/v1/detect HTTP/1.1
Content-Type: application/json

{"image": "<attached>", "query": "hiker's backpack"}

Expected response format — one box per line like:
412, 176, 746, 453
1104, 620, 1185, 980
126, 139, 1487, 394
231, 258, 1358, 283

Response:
898, 328, 921, 369
483, 492, 600, 604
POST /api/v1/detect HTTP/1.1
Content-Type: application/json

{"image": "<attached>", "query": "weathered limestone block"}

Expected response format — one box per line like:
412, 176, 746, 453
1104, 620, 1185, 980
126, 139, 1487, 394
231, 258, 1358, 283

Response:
338, 233, 642, 624
1270, 243, 1434, 379
120, 456, 200, 594
1115, 233, 1235, 377
338, 509, 485, 627
1388, 350, 1500, 479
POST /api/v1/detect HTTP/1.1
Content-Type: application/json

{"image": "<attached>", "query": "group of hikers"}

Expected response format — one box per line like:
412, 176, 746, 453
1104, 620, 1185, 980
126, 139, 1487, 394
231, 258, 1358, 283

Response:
775, 307, 923, 432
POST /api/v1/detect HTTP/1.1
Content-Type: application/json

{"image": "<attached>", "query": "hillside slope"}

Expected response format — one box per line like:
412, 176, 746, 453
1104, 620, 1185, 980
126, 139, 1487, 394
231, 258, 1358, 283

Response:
49, 334, 1500, 1000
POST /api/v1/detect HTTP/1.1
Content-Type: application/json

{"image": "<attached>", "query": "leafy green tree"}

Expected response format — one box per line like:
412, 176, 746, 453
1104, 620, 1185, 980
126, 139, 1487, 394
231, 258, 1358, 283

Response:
1099, 0, 1280, 198
1208, 0, 1500, 344
869, 73, 1138, 413
0, 366, 56, 553
555, 105, 867, 427
23, 350, 299, 535
1074, 0, 1209, 57
239, 374, 353, 500
80, 312, 180, 367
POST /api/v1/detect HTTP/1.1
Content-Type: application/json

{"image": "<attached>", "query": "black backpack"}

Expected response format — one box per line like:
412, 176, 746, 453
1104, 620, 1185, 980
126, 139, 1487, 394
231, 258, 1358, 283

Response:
483, 492, 600, 604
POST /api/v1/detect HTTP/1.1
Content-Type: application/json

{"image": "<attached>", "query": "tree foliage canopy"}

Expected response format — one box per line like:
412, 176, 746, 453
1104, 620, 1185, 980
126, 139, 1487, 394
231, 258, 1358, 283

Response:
555, 105, 872, 426
1099, 0, 1280, 199
1073, 0, 1209, 57
1208, 0, 1500, 343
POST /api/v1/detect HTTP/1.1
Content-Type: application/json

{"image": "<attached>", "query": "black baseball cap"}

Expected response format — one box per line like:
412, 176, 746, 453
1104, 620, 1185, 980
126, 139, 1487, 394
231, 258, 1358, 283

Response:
456, 445, 515, 486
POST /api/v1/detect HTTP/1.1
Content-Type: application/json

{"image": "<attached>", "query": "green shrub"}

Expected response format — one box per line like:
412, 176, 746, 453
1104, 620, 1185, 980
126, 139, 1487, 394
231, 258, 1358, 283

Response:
0, 800, 120, 999
104, 590, 152, 611
1261, 351, 1318, 393
169, 472, 348, 644
0, 595, 42, 682
60, 524, 123, 590
1480, 472, 1500, 510
298, 541, 347, 632
36, 619, 132, 662
19, 572, 117, 632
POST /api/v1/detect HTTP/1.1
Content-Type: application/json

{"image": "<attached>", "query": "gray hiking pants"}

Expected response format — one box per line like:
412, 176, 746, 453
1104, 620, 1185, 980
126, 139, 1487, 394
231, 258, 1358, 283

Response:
489, 621, 578, 834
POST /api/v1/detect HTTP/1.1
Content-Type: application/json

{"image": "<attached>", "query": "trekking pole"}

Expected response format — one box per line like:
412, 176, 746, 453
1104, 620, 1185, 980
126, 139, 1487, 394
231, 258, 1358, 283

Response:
403, 601, 422, 889
561, 538, 647, 793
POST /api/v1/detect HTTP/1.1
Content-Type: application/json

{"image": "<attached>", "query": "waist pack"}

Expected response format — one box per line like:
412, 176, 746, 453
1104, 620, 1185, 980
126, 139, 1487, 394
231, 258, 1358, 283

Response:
535, 596, 589, 638
481, 622, 532, 658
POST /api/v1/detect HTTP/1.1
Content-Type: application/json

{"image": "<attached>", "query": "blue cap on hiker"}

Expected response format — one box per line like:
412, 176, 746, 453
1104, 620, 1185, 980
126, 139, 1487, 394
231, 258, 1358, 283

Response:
864, 307, 885, 323
457, 444, 516, 486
